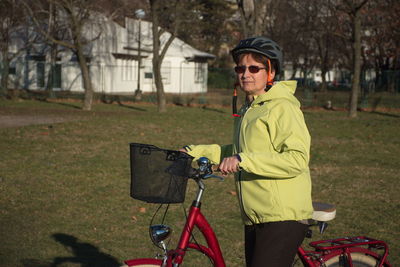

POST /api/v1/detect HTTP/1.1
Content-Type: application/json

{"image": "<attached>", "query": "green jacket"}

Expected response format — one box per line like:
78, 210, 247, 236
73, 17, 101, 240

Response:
186, 81, 313, 225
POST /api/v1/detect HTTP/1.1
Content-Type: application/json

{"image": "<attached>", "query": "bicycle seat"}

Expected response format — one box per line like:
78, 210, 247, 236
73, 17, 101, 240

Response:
312, 202, 336, 222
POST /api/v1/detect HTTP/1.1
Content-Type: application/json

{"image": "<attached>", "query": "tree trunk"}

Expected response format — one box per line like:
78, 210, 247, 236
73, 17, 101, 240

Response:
321, 68, 328, 92
150, 0, 167, 113
153, 61, 166, 112
387, 70, 395, 93
290, 61, 298, 80
152, 53, 166, 113
46, 43, 58, 98
0, 57, 10, 98
237, 0, 250, 37
237, 0, 265, 37
76, 47, 94, 111
45, 2, 56, 99
348, 11, 362, 118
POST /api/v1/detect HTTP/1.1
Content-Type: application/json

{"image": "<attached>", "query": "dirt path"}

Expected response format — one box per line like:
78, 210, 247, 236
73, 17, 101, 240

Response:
0, 114, 74, 128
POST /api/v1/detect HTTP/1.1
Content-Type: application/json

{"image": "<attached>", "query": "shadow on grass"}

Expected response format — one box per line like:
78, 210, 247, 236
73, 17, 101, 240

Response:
20, 259, 53, 267
37, 97, 147, 111
371, 111, 400, 118
102, 95, 147, 111
51, 101, 82, 109
202, 106, 226, 114
37, 98, 82, 109
20, 233, 121, 267
117, 101, 147, 111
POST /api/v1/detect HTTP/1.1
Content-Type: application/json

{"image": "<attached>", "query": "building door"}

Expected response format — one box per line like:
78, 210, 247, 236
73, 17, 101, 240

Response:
52, 64, 62, 89
36, 62, 45, 88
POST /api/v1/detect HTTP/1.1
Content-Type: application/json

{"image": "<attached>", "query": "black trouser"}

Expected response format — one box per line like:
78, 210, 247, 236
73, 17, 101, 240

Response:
244, 221, 308, 267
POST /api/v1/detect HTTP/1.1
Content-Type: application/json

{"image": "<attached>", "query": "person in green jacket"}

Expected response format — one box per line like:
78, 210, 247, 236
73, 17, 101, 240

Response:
181, 36, 313, 267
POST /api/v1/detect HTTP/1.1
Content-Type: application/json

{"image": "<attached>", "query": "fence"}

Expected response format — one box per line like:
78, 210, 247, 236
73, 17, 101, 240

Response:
207, 68, 400, 110
207, 68, 400, 93
3, 63, 400, 109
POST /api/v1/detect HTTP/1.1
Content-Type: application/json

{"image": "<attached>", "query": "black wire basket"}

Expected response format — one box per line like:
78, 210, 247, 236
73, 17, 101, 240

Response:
129, 143, 194, 204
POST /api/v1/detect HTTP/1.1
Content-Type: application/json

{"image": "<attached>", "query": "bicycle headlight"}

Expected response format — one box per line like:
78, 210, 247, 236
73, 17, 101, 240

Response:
149, 224, 172, 246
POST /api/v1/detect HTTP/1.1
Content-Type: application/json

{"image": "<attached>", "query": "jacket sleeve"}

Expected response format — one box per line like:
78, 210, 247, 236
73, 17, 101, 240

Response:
185, 144, 233, 164
238, 102, 310, 179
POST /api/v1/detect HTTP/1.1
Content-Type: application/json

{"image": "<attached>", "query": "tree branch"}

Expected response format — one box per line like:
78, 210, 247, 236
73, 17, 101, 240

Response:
21, 0, 75, 49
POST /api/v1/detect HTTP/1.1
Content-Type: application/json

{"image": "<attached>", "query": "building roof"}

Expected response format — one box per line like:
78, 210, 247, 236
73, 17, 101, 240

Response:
121, 18, 215, 61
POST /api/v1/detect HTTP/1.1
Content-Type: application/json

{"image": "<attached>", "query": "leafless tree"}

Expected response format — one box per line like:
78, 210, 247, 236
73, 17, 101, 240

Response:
149, 0, 185, 112
336, 0, 370, 117
363, 0, 400, 93
262, 0, 319, 83
0, 0, 36, 98
22, 0, 118, 110
40, 0, 71, 98
177, 0, 236, 68
236, 0, 271, 37
310, 0, 340, 92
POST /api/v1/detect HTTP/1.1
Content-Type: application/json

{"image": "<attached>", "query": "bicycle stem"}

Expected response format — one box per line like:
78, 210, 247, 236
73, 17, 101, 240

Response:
194, 179, 205, 206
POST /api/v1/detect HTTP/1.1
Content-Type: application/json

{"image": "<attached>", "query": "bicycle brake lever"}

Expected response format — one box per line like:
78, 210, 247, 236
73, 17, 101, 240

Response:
203, 174, 224, 181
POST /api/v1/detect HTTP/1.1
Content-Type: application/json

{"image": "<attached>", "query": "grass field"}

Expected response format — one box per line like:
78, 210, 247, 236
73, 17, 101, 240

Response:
0, 99, 399, 266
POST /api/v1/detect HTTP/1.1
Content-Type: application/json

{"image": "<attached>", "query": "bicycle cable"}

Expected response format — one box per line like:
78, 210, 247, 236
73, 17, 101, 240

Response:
180, 201, 215, 266
149, 203, 170, 226
148, 203, 171, 250
149, 204, 163, 226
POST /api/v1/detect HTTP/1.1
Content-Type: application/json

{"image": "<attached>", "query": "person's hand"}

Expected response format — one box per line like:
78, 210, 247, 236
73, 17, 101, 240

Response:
219, 156, 240, 175
179, 148, 187, 153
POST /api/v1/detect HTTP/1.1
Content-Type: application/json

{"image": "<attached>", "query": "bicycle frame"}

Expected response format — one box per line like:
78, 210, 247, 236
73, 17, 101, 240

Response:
165, 201, 225, 266
296, 236, 391, 267
125, 177, 225, 267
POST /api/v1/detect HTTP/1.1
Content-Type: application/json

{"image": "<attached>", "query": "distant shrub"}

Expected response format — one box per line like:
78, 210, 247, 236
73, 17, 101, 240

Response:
208, 68, 235, 89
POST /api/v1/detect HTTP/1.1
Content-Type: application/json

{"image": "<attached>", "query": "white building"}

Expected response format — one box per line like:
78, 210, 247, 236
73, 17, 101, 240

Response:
5, 14, 215, 95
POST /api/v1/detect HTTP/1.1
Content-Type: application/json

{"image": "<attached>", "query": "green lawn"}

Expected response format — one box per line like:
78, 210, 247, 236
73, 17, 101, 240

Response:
0, 99, 399, 266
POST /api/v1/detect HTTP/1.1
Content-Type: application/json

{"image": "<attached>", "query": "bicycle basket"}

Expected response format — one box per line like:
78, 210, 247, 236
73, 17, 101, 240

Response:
130, 143, 193, 204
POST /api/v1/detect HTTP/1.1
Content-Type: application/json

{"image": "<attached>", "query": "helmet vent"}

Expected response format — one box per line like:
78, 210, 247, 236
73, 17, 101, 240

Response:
231, 36, 283, 74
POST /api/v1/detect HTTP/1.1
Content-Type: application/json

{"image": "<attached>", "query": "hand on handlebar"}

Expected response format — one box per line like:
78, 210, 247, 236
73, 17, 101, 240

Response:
219, 156, 240, 175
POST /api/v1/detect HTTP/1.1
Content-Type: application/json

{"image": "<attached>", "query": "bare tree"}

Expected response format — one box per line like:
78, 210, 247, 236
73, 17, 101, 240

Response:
339, 0, 369, 117
236, 0, 270, 37
149, 0, 184, 112
363, 0, 400, 93
0, 0, 18, 97
45, 1, 57, 97
23, 0, 107, 110
43, 0, 69, 98
261, 0, 319, 83
177, 0, 236, 68
0, 0, 36, 98
311, 0, 340, 92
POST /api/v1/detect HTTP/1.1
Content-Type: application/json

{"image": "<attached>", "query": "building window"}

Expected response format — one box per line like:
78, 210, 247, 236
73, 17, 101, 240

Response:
9, 67, 16, 75
195, 62, 205, 83
128, 21, 136, 43
122, 60, 134, 81
53, 64, 62, 88
161, 61, 171, 84
36, 62, 45, 87
143, 62, 153, 84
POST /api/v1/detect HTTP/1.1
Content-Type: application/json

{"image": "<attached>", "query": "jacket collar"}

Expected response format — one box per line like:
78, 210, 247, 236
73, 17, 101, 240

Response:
250, 81, 298, 107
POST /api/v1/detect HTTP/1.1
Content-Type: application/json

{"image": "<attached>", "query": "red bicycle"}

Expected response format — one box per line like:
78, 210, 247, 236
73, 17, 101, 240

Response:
124, 143, 391, 267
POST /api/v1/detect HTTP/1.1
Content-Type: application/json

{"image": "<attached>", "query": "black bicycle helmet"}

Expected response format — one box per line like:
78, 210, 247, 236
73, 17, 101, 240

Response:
231, 36, 283, 75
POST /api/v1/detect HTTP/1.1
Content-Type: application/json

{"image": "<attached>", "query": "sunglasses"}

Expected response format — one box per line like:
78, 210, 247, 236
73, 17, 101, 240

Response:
234, 65, 267, 74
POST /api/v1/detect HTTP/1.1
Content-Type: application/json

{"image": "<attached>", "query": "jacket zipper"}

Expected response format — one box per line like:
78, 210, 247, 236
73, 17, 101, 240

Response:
236, 103, 255, 225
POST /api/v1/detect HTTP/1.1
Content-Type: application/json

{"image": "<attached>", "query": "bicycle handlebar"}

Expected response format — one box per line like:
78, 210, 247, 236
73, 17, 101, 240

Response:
188, 157, 224, 181
203, 173, 224, 181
